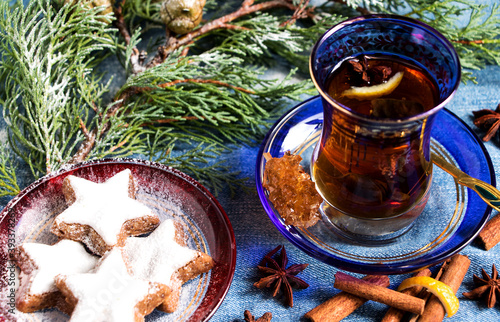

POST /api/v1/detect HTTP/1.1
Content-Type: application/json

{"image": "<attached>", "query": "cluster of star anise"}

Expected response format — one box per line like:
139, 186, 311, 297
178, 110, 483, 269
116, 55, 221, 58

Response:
347, 55, 392, 86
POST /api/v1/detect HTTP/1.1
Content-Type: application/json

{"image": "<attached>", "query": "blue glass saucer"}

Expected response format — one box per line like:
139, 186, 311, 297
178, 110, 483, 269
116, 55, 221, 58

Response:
256, 96, 495, 275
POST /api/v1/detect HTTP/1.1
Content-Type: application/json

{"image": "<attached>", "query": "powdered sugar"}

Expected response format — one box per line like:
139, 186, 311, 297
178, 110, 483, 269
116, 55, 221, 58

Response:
124, 220, 198, 286
53, 169, 158, 245
19, 239, 98, 295
56, 248, 152, 322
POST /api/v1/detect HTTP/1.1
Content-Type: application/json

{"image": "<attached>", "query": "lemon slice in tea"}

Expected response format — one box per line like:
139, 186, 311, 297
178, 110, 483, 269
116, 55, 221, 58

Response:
397, 276, 459, 317
342, 71, 404, 100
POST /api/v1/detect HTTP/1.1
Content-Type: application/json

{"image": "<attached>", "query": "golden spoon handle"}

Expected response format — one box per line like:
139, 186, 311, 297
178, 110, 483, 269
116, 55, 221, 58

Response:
457, 177, 500, 212
431, 152, 500, 212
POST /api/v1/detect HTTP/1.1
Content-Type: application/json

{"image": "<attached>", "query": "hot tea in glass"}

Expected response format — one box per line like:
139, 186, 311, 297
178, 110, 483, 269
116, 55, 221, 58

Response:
313, 54, 439, 219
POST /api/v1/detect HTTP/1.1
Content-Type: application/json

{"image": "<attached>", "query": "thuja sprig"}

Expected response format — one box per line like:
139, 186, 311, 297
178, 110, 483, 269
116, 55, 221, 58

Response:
121, 0, 324, 69
451, 3, 500, 69
150, 141, 249, 197
0, 0, 116, 177
1, 0, 499, 198
0, 145, 20, 198
71, 48, 314, 162
375, 0, 500, 82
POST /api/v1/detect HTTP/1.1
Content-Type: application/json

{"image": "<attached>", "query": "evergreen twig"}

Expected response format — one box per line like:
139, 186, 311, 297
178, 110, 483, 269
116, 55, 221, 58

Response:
0, 145, 20, 198
0, 0, 499, 197
0, 0, 116, 176
145, 0, 317, 68
375, 0, 500, 81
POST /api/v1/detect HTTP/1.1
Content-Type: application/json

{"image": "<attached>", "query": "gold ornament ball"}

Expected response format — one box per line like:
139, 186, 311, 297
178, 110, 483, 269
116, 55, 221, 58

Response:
160, 0, 206, 34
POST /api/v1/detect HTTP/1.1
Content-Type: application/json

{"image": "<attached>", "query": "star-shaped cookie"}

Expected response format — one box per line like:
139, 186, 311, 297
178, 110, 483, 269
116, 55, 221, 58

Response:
55, 248, 168, 321
12, 239, 98, 313
123, 219, 214, 312
51, 169, 160, 255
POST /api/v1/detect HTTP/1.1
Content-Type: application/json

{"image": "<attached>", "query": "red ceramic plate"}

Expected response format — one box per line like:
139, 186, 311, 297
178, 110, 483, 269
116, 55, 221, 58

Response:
0, 159, 236, 321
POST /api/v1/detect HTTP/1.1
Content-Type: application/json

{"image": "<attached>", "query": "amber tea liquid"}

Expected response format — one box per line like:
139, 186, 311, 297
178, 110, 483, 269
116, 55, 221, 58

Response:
312, 54, 439, 219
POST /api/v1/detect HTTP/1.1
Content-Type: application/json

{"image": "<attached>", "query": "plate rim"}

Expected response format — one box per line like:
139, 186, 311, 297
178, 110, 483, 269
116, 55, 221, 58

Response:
255, 95, 495, 274
0, 157, 237, 321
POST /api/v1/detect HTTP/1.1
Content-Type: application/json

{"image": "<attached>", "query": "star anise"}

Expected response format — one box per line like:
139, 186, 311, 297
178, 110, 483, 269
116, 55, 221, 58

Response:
472, 104, 500, 142
347, 55, 392, 86
462, 264, 500, 308
253, 245, 309, 307
243, 310, 272, 322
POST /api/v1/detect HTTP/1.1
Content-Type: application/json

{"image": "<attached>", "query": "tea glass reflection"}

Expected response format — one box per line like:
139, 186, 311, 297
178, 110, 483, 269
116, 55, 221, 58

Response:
309, 15, 461, 243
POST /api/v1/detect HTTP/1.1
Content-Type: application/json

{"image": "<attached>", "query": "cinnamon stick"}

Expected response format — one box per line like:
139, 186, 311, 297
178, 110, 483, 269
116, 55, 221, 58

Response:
333, 272, 426, 315
304, 275, 390, 322
477, 213, 500, 250
418, 254, 470, 322
381, 268, 432, 322
408, 264, 447, 322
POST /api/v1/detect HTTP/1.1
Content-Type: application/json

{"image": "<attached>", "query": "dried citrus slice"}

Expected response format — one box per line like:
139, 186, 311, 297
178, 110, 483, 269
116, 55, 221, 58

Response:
342, 71, 404, 100
397, 276, 459, 317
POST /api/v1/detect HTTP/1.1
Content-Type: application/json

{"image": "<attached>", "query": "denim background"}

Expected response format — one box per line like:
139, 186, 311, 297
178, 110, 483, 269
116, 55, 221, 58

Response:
2, 1, 499, 321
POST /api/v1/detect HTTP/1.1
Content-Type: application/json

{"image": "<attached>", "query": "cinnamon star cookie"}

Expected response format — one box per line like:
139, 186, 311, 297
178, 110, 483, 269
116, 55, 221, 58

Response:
55, 248, 167, 321
51, 169, 160, 255
123, 219, 214, 312
12, 239, 98, 313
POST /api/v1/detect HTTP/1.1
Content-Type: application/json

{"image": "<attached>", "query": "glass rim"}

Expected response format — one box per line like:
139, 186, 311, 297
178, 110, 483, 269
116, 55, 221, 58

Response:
309, 14, 462, 125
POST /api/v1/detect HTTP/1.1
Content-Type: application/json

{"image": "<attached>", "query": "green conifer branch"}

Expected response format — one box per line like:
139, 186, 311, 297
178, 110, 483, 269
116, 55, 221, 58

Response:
0, 0, 116, 177
0, 145, 20, 198
375, 0, 500, 77
0, 0, 499, 198
149, 142, 249, 196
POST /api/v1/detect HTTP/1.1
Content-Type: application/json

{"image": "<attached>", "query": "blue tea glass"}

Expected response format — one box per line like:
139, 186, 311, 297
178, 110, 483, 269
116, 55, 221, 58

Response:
309, 15, 461, 243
